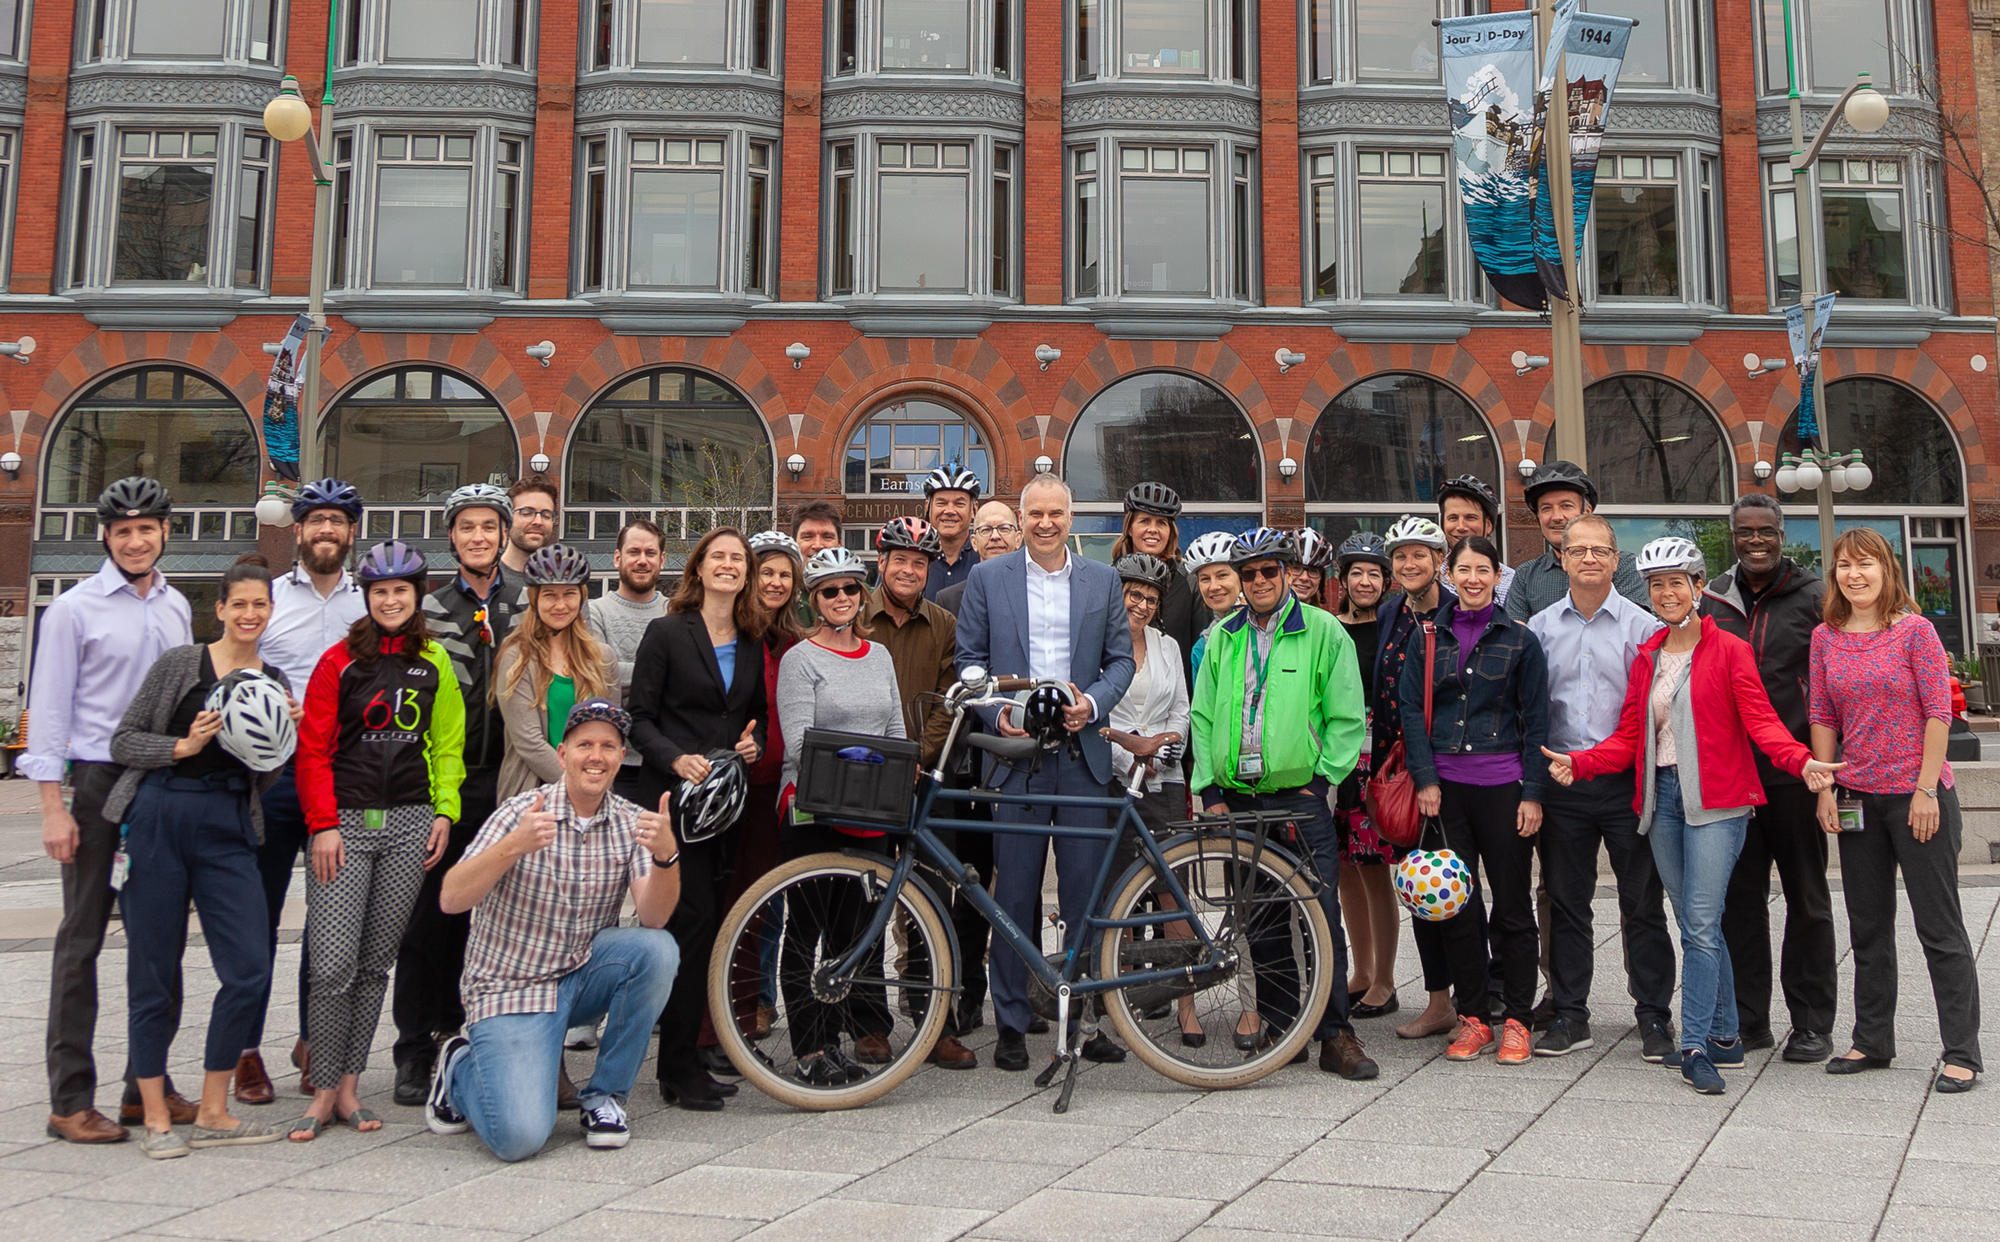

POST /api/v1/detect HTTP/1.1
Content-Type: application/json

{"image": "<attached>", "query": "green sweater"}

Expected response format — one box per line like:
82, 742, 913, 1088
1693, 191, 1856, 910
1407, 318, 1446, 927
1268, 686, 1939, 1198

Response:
1189, 596, 1364, 801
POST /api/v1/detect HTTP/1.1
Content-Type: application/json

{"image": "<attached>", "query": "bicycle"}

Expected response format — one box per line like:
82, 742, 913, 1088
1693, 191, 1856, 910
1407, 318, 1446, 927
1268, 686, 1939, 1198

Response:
707, 666, 1338, 1113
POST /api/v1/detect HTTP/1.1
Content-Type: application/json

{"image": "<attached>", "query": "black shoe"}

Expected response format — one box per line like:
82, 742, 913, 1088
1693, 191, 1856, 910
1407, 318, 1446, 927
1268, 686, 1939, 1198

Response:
1781, 1030, 1832, 1063
1640, 1018, 1676, 1064
955, 996, 987, 1033
994, 1028, 1030, 1072
1026, 1015, 1050, 1035
1534, 1017, 1594, 1057
1080, 1033, 1127, 1064
1232, 1023, 1264, 1052
658, 1073, 726, 1111
1350, 994, 1401, 1020
393, 1057, 434, 1107
1935, 1069, 1980, 1094
793, 1053, 850, 1088
705, 1073, 740, 1098
1826, 1052, 1894, 1075
1529, 994, 1556, 1032
822, 1046, 871, 1083
698, 1046, 741, 1078
1742, 1027, 1776, 1051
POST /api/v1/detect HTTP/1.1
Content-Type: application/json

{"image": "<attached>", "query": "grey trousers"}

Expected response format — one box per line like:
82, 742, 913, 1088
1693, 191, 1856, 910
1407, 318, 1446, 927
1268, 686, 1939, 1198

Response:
304, 805, 432, 1082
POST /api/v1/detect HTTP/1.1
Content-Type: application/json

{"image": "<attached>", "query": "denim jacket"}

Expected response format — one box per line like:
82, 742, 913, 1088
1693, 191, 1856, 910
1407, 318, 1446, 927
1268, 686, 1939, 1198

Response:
1396, 598, 1551, 801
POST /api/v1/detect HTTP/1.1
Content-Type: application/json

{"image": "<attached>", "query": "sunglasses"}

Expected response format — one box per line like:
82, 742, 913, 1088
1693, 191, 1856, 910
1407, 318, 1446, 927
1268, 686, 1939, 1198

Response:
817, 582, 864, 600
1242, 564, 1286, 582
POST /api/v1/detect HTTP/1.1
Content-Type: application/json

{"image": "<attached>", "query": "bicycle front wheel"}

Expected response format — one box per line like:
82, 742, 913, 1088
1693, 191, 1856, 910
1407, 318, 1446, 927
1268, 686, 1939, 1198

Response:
708, 850, 955, 1110
1097, 833, 1334, 1090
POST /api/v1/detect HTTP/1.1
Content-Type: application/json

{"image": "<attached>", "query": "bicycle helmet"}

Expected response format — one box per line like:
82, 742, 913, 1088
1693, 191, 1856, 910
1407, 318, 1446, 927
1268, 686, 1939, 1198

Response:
291, 477, 363, 524
1438, 474, 1500, 524
204, 669, 298, 774
877, 515, 942, 558
444, 482, 513, 529
1182, 531, 1239, 574
97, 476, 173, 524
1396, 847, 1472, 922
1383, 515, 1448, 554
1294, 528, 1332, 571
1114, 553, 1173, 592
675, 750, 748, 842
1123, 481, 1183, 519
1337, 532, 1391, 574
1635, 536, 1705, 579
922, 462, 983, 500
803, 546, 869, 591
748, 529, 804, 568
1020, 682, 1075, 749
1229, 526, 1299, 567
1523, 460, 1598, 510
523, 543, 592, 587
564, 696, 632, 741
356, 539, 427, 585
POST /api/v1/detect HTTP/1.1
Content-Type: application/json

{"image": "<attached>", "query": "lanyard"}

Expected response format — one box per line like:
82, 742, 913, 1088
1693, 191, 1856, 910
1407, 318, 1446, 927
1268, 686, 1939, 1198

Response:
1246, 597, 1290, 717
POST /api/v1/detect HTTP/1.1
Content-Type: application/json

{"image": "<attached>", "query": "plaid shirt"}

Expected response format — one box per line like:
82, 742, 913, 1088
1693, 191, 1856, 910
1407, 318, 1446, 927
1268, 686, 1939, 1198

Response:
459, 779, 654, 1026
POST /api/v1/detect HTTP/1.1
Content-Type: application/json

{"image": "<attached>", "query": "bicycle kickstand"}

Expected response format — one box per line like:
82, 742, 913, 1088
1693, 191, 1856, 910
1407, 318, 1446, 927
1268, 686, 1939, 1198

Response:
1033, 983, 1085, 1113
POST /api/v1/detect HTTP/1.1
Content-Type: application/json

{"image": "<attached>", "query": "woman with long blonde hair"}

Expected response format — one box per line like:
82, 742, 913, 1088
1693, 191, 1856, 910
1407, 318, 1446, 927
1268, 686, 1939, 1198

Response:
494, 545, 614, 801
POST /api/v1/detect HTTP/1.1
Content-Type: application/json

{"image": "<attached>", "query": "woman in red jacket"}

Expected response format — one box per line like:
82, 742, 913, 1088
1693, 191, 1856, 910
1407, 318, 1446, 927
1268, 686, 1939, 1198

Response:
1544, 538, 1839, 1096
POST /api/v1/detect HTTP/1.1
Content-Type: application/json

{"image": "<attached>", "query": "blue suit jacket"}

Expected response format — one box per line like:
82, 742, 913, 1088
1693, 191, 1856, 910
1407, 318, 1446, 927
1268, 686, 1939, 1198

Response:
955, 547, 1136, 785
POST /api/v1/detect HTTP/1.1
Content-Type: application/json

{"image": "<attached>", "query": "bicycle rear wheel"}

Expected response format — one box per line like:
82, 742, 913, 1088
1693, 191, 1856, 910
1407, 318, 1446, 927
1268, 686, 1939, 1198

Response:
708, 851, 954, 1110
1097, 833, 1333, 1089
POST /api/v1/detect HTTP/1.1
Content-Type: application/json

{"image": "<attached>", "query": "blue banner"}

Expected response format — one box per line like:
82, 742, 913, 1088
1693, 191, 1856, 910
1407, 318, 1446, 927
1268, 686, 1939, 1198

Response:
1784, 293, 1837, 441
261, 312, 309, 482
1441, 11, 1543, 311
1529, 2, 1633, 303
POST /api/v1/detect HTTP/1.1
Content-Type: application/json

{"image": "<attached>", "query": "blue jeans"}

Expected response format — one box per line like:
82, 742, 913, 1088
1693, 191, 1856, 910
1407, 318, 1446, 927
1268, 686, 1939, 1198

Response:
1648, 769, 1747, 1052
446, 927, 680, 1162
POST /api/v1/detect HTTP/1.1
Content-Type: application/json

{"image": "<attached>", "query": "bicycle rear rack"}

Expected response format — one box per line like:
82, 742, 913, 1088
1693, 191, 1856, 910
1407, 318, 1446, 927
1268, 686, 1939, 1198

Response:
1166, 810, 1328, 906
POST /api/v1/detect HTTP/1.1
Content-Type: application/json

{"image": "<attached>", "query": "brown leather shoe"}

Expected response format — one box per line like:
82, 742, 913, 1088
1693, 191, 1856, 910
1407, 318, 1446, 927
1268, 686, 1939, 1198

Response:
292, 1039, 314, 1096
852, 1033, 893, 1064
556, 1062, 580, 1110
926, 1035, 977, 1070
1320, 1030, 1380, 1081
234, 1052, 275, 1105
47, 1107, 128, 1143
119, 1092, 198, 1127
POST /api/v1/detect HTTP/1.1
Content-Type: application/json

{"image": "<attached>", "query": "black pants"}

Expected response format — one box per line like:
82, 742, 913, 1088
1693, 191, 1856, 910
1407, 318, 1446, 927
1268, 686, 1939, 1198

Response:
46, 761, 179, 1113
1436, 780, 1535, 1024
948, 799, 995, 1022
1223, 784, 1354, 1041
391, 767, 498, 1067
777, 826, 892, 1056
1837, 787, 1982, 1073
656, 831, 733, 1084
252, 763, 311, 1046
1722, 780, 1837, 1040
1541, 773, 1675, 1028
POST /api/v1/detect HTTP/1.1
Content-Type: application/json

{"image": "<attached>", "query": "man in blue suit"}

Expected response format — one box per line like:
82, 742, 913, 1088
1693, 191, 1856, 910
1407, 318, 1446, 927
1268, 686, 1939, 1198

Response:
956, 475, 1136, 1072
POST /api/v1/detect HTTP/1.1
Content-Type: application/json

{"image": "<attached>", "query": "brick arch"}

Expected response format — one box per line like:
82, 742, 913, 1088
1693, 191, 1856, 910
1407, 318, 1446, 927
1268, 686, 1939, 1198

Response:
1291, 344, 1514, 488
23, 332, 266, 456
802, 338, 1031, 487
554, 336, 792, 444
1760, 348, 1986, 492
1050, 341, 1271, 444
1524, 345, 1750, 467
316, 331, 535, 438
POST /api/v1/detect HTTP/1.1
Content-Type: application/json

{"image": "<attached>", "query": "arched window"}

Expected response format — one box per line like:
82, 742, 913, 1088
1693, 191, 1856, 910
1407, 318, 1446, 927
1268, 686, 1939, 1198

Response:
1779, 377, 1963, 507
44, 367, 260, 512
1305, 373, 1498, 509
1583, 376, 1730, 506
844, 397, 992, 497
319, 367, 516, 506
567, 369, 775, 542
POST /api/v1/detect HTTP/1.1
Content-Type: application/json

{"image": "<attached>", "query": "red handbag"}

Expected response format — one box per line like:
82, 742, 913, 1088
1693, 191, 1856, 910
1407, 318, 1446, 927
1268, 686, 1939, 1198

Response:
1365, 622, 1435, 849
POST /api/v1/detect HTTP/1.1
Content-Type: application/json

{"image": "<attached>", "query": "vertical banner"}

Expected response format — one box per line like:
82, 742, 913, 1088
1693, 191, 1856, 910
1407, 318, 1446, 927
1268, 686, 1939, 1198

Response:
1441, 11, 1544, 311
261, 312, 310, 482
1529, 2, 1633, 303
1783, 293, 1837, 441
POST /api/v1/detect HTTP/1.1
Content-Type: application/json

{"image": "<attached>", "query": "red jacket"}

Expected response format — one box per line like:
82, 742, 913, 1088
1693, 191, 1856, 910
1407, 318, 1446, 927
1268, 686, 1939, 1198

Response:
1569, 616, 1810, 816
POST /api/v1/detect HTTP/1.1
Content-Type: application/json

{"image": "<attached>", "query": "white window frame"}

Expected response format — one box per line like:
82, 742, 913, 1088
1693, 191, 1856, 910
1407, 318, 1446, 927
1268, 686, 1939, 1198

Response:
575, 128, 778, 298
61, 122, 274, 293
327, 125, 532, 296
1756, 0, 1929, 98
1764, 152, 1946, 310
1071, 0, 1253, 85
1305, 145, 1472, 303
1070, 135, 1258, 303
823, 132, 1019, 301
833, 0, 1015, 76
75, 0, 281, 65
338, 0, 532, 69
589, 0, 777, 74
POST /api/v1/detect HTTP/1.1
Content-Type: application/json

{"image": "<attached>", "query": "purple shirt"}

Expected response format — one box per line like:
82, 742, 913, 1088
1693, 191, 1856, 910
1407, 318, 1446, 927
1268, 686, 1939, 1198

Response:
1436, 601, 1524, 787
21, 560, 193, 780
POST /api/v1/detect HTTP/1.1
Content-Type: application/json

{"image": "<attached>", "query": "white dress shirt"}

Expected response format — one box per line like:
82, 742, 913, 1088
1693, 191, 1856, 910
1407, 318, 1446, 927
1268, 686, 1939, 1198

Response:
1024, 550, 1073, 684
1109, 631, 1189, 789
260, 566, 368, 695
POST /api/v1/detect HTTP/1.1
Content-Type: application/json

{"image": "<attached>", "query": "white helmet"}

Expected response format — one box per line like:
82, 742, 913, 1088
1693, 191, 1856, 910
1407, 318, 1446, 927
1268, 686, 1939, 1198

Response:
1636, 536, 1704, 579
205, 670, 297, 773
1182, 531, 1239, 574
676, 750, 749, 842
1383, 515, 1448, 553
748, 529, 803, 568
803, 546, 869, 591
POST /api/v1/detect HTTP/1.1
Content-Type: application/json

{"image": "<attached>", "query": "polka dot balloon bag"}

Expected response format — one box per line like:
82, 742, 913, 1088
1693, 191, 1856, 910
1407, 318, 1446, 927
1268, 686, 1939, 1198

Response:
1395, 817, 1471, 922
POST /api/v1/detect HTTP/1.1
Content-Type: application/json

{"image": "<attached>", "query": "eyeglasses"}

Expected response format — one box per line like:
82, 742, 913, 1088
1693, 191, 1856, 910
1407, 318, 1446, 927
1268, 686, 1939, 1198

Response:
1242, 564, 1286, 582
1731, 527, 1782, 543
515, 507, 556, 522
973, 523, 1020, 538
1123, 592, 1160, 611
817, 582, 864, 600
1562, 545, 1615, 562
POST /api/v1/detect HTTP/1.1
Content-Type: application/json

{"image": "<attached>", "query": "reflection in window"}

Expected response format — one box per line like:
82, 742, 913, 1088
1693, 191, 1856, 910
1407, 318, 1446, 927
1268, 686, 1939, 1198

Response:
1305, 374, 1496, 506
1821, 158, 1905, 301
882, 0, 971, 69
1120, 146, 1210, 296
1066, 373, 1259, 504
628, 137, 725, 288
1358, 149, 1447, 297
235, 135, 272, 287
1586, 0, 1670, 85
845, 399, 991, 496
372, 133, 475, 287
130, 0, 227, 57
639, 0, 728, 64
1356, 0, 1440, 80
830, 142, 856, 294
386, 0, 480, 60
1121, 0, 1205, 73
45, 368, 260, 507
1582, 376, 1729, 506
570, 369, 774, 507
1308, 152, 1338, 298
878, 141, 969, 291
0, 132, 13, 288
0, 0, 20, 59
1073, 147, 1099, 296
1779, 378, 1962, 506
1809, 0, 1889, 90
320, 368, 516, 503
113, 130, 219, 284
1594, 154, 1679, 298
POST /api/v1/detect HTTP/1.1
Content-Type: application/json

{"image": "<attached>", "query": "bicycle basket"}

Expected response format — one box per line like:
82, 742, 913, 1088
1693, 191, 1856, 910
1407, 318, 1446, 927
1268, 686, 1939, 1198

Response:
794, 728, 922, 830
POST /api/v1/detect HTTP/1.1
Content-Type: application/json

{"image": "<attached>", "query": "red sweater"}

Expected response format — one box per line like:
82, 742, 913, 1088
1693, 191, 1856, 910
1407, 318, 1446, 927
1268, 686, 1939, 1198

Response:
1569, 616, 1810, 816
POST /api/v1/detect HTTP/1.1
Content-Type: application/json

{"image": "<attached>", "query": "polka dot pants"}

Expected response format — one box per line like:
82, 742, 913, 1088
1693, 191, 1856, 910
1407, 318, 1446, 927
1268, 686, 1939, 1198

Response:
304, 805, 432, 1082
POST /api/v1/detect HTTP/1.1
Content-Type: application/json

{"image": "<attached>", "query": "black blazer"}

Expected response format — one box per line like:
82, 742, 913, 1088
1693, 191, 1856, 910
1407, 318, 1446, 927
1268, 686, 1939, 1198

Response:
628, 611, 768, 805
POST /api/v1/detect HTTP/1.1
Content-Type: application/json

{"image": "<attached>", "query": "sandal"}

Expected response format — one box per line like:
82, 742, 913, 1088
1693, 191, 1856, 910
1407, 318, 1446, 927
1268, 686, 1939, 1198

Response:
287, 1114, 326, 1143
338, 1108, 383, 1132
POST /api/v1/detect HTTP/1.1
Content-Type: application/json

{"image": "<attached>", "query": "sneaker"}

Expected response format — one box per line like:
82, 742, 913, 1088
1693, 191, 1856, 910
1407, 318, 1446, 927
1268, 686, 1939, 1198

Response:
1706, 1036, 1745, 1068
138, 1127, 190, 1160
1534, 1017, 1594, 1057
1639, 1018, 1676, 1064
1497, 1019, 1533, 1065
793, 1053, 850, 1088
1445, 1016, 1495, 1061
425, 1035, 471, 1136
580, 1098, 630, 1149
565, 1023, 600, 1051
1680, 1048, 1726, 1095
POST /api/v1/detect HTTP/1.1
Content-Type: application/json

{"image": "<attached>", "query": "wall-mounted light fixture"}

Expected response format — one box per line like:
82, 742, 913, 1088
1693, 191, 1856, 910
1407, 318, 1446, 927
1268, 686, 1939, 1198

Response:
0, 336, 35, 364
0, 452, 22, 478
528, 452, 552, 475
785, 342, 811, 369
525, 341, 556, 368
1753, 458, 1774, 482
786, 452, 808, 478
1511, 350, 1549, 378
1743, 353, 1788, 378
1032, 454, 1055, 476
1517, 457, 1537, 480
1034, 344, 1061, 371
1274, 348, 1306, 374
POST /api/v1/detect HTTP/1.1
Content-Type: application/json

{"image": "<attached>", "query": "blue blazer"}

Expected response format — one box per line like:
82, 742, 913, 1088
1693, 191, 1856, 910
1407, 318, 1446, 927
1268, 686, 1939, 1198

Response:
955, 548, 1136, 785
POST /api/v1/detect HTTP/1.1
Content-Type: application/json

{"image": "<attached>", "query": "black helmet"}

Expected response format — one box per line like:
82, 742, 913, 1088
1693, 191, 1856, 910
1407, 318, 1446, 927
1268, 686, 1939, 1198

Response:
675, 751, 748, 842
97, 476, 173, 525
1123, 482, 1182, 519
1229, 526, 1299, 567
1021, 683, 1074, 749
1114, 553, 1173, 592
1337, 532, 1390, 574
1524, 460, 1597, 510
1437, 474, 1500, 524
292, 477, 363, 524
877, 515, 942, 558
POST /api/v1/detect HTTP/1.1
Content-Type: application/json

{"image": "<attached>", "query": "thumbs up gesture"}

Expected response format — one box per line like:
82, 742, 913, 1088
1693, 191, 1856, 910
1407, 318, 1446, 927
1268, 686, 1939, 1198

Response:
636, 793, 676, 857
507, 791, 559, 858
734, 720, 761, 764
1541, 746, 1576, 788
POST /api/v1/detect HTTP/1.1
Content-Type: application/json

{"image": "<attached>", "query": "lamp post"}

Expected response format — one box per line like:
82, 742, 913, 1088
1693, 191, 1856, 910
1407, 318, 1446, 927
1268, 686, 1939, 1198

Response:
258, 0, 341, 524
1779, 0, 1890, 561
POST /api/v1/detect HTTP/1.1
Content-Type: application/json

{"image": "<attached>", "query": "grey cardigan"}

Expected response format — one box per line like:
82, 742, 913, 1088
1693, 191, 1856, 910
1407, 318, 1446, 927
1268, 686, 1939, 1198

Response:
495, 642, 617, 802
105, 644, 290, 843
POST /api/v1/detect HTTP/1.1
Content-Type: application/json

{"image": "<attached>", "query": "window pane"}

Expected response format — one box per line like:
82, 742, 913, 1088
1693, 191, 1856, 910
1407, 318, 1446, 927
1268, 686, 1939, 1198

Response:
114, 163, 215, 283
583, 167, 606, 288
1779, 378, 1963, 506
1120, 178, 1209, 294
1810, 0, 1891, 91
992, 170, 1011, 295
1312, 182, 1338, 299
1359, 181, 1446, 296
320, 372, 515, 503
571, 371, 774, 507
130, 0, 226, 56
1308, 0, 1333, 80
1587, 0, 1669, 84
832, 171, 856, 293
1305, 374, 1496, 506
878, 174, 969, 291
1075, 176, 1099, 295
1582, 377, 1728, 505
1770, 184, 1798, 299
1761, 0, 1790, 92
1066, 373, 1258, 503
1823, 187, 1905, 300
386, 0, 480, 60
745, 174, 769, 293
1076, 0, 1099, 77
491, 169, 518, 288
1357, 0, 1439, 80
235, 164, 266, 286
629, 169, 722, 287
0, 0, 18, 59
1595, 182, 1678, 297
638, 0, 729, 65
882, 0, 970, 69
373, 167, 471, 286
845, 399, 990, 496
45, 373, 259, 506
1120, 0, 1204, 74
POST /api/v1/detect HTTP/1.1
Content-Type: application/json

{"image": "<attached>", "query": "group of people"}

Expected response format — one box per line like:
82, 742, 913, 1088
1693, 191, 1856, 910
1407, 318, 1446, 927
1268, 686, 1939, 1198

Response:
30, 450, 1981, 1166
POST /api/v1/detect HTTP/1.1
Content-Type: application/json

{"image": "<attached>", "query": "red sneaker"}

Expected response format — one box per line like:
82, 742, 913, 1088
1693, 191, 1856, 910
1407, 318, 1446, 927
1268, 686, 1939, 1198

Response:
1497, 1018, 1534, 1065
1445, 1016, 1494, 1061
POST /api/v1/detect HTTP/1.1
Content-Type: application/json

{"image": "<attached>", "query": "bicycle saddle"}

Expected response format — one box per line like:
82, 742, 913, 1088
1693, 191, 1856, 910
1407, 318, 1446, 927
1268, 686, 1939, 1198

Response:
965, 733, 1041, 762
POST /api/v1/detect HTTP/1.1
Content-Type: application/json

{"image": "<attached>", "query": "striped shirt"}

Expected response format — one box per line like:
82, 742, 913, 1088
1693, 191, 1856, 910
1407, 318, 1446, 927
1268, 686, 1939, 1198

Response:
458, 778, 654, 1025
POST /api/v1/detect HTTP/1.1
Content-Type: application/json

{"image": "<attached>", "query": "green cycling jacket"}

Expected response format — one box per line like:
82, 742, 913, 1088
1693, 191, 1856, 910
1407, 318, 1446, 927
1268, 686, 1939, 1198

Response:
1189, 595, 1365, 802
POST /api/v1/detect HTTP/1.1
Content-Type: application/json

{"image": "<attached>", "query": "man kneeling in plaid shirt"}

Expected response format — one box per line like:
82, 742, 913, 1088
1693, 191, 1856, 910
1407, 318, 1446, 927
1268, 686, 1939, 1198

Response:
426, 698, 682, 1160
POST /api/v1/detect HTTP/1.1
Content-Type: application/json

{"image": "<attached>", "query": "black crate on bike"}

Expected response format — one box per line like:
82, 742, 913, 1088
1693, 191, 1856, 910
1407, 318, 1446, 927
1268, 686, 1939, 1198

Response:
794, 728, 921, 829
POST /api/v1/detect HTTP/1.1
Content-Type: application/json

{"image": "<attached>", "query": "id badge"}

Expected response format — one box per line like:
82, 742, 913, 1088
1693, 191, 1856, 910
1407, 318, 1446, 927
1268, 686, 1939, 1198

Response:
1836, 792, 1864, 834
1239, 752, 1264, 781
363, 808, 387, 832
108, 847, 130, 892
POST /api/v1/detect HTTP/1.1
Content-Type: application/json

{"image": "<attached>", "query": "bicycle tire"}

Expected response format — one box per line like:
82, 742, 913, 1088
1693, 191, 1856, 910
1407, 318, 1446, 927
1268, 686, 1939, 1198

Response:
708, 851, 955, 1111
1097, 833, 1333, 1089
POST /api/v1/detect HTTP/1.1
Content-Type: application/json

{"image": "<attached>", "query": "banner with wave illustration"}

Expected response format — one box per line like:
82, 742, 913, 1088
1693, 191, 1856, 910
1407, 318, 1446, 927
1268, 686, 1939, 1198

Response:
1441, 11, 1543, 311
1529, 1, 1634, 303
